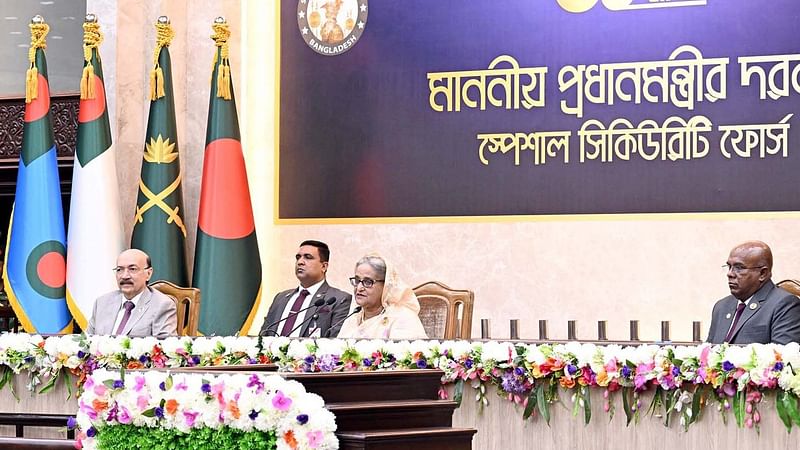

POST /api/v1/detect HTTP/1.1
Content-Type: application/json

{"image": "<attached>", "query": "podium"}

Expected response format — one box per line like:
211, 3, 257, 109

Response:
177, 367, 477, 449
0, 367, 476, 450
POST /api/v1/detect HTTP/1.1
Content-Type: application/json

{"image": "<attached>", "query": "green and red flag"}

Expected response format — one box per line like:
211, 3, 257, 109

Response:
131, 17, 188, 285
193, 19, 262, 335
66, 16, 125, 329
3, 17, 72, 333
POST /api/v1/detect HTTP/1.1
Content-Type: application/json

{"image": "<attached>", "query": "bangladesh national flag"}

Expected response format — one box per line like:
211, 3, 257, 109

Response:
131, 22, 188, 285
66, 19, 125, 329
193, 21, 262, 335
3, 20, 72, 333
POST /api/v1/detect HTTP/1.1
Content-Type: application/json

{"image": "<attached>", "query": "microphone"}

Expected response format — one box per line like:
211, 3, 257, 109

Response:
287, 313, 319, 337
316, 297, 338, 314
305, 298, 340, 337
262, 297, 326, 336
324, 306, 362, 338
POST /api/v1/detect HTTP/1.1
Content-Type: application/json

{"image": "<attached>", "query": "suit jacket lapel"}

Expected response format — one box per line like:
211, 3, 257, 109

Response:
715, 297, 737, 342
277, 289, 296, 311
730, 281, 774, 340
122, 289, 152, 335
106, 294, 124, 335
270, 289, 296, 334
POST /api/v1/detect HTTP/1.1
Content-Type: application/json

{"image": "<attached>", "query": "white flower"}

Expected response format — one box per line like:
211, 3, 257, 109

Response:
160, 336, 190, 355
353, 339, 384, 358
480, 341, 513, 363
780, 342, 800, 368
267, 336, 291, 356
314, 338, 346, 357
0, 332, 37, 353
441, 340, 472, 359
779, 369, 800, 395
672, 345, 700, 363
221, 336, 260, 359
600, 345, 623, 365
413, 339, 438, 359
524, 344, 546, 365
126, 337, 159, 359
89, 335, 125, 356
722, 345, 753, 369
190, 337, 218, 356
387, 340, 414, 359
286, 339, 316, 360
574, 343, 597, 368
751, 344, 776, 367
705, 344, 723, 368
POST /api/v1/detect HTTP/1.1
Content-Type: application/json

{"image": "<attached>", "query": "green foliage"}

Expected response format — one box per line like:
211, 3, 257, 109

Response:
688, 386, 705, 427
569, 385, 591, 425
95, 424, 278, 450
453, 378, 464, 406
535, 381, 550, 424
0, 367, 18, 400
580, 385, 591, 425
621, 387, 634, 426
777, 390, 800, 432
776, 390, 793, 432
733, 389, 746, 428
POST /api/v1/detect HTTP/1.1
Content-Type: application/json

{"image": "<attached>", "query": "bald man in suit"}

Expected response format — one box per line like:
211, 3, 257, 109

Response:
707, 241, 800, 345
86, 249, 177, 338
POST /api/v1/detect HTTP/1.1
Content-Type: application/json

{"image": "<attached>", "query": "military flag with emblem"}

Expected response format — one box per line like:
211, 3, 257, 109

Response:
131, 16, 188, 285
193, 18, 263, 335
66, 14, 125, 330
3, 16, 72, 333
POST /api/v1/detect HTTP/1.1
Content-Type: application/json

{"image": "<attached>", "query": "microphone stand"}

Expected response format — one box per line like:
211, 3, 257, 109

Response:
262, 298, 325, 336
287, 313, 319, 337
324, 306, 362, 338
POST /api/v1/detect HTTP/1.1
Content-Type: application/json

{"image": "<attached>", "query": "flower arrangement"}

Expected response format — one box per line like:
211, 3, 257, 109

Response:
436, 340, 800, 431
3, 333, 800, 433
72, 369, 338, 450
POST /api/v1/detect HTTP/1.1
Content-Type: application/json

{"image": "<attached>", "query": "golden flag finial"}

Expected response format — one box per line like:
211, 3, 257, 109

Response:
26, 16, 49, 103
210, 18, 232, 100
80, 14, 103, 100
150, 16, 175, 100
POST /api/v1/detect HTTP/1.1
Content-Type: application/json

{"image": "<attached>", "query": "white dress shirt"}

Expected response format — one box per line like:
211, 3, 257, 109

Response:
112, 291, 143, 334
279, 279, 324, 337
726, 296, 752, 335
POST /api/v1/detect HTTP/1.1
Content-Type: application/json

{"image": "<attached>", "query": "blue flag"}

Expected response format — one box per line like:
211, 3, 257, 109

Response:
3, 20, 71, 333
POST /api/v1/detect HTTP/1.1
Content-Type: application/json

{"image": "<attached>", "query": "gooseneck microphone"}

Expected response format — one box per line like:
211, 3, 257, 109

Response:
262, 297, 326, 336
304, 297, 341, 337
324, 306, 362, 338
317, 297, 338, 312
287, 313, 319, 336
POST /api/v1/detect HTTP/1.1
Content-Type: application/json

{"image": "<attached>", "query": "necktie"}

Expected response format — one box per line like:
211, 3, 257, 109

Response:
280, 289, 310, 336
724, 302, 747, 343
115, 301, 135, 335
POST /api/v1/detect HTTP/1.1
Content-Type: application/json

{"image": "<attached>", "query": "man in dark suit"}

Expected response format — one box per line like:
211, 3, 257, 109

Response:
707, 241, 800, 345
259, 240, 351, 337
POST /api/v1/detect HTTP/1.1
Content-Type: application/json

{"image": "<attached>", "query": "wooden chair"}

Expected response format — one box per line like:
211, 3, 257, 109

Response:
149, 280, 201, 336
412, 281, 474, 339
777, 279, 800, 297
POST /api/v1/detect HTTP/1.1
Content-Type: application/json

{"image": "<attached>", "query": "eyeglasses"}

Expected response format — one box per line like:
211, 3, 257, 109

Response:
112, 266, 151, 276
722, 264, 766, 274
349, 277, 384, 288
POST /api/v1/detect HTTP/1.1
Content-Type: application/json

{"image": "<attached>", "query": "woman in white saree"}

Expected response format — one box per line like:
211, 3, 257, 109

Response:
337, 254, 427, 340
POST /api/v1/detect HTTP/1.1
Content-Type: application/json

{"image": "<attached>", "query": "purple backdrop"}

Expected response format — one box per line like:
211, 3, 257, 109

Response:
279, 0, 800, 218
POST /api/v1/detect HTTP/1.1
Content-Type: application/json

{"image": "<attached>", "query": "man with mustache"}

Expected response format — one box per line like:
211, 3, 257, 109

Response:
86, 249, 177, 338
259, 240, 351, 337
707, 241, 800, 344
